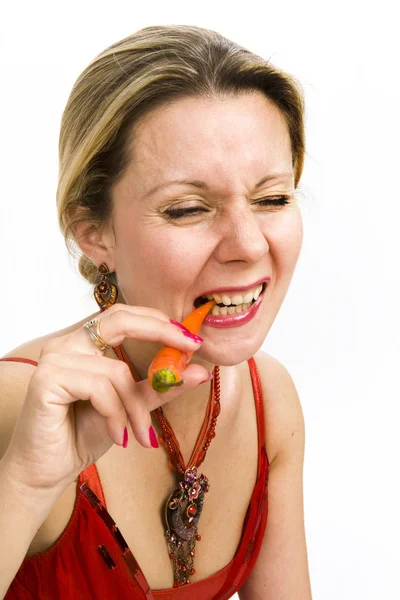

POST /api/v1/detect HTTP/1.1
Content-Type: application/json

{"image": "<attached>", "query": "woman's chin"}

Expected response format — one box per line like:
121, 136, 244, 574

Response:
197, 338, 266, 367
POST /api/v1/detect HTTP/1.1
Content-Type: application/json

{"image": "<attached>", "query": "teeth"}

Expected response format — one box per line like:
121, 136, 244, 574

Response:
211, 302, 253, 316
254, 286, 262, 300
231, 294, 244, 305
203, 283, 264, 307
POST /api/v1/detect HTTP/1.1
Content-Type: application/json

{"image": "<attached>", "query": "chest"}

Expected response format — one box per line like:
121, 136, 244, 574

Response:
96, 379, 259, 589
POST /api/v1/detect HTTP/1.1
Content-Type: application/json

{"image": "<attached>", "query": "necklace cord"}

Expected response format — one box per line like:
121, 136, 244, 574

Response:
112, 343, 221, 587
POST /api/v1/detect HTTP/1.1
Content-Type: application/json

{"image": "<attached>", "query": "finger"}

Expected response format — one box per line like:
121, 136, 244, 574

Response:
40, 307, 203, 358
97, 309, 203, 349
33, 363, 152, 449
83, 303, 173, 323
99, 303, 173, 322
38, 353, 212, 434
39, 303, 173, 358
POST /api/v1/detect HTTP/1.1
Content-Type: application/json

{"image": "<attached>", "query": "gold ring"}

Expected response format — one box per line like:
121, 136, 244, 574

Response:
83, 318, 112, 351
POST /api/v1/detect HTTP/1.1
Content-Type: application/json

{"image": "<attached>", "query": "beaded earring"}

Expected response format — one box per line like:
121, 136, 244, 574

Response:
93, 263, 118, 310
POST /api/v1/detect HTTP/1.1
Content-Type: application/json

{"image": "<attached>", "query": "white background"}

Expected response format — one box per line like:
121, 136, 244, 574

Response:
1, 1, 399, 599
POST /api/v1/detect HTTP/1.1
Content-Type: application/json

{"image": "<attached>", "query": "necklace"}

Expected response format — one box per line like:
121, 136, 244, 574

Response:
113, 344, 221, 588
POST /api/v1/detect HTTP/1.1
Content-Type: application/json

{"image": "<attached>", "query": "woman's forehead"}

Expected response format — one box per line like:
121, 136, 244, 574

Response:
133, 92, 289, 152
127, 93, 292, 192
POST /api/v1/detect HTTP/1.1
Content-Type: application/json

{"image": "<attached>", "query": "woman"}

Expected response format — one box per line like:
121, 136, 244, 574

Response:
0, 25, 312, 599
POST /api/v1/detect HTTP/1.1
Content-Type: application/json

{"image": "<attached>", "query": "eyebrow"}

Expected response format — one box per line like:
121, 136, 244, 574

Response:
144, 172, 294, 198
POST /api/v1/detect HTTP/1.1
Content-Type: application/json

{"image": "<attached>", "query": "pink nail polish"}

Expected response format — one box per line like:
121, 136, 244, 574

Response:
149, 426, 159, 448
170, 320, 203, 343
184, 331, 203, 343
123, 426, 128, 448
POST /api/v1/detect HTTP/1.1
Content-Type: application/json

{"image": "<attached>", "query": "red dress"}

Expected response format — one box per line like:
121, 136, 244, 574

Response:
1, 356, 269, 600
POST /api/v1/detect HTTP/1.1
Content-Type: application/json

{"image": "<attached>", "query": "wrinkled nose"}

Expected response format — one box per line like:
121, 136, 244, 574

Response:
213, 204, 269, 264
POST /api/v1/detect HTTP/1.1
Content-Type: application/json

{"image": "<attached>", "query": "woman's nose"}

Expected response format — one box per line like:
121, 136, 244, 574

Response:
213, 204, 269, 264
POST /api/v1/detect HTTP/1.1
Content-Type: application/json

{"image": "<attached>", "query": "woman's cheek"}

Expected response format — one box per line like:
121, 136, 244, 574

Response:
271, 207, 303, 268
153, 231, 209, 284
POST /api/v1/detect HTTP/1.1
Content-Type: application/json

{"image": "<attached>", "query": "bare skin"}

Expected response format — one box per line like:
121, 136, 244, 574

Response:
75, 91, 302, 410
1, 91, 304, 590
2, 318, 275, 589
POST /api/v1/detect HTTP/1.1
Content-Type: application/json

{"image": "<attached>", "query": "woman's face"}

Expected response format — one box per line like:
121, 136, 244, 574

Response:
106, 91, 303, 366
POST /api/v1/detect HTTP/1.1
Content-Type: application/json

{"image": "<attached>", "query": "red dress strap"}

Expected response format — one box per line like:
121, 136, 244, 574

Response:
0, 357, 39, 366
215, 357, 270, 598
247, 356, 268, 469
78, 463, 107, 508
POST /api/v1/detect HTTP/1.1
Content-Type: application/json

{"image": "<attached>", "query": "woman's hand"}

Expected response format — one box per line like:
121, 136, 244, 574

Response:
3, 304, 210, 493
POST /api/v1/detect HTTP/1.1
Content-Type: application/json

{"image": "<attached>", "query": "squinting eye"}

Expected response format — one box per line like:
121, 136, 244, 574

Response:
163, 196, 291, 220
256, 196, 291, 207
163, 206, 207, 219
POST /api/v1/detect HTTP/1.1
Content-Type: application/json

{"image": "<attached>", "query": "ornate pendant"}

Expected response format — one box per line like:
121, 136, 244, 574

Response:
164, 466, 210, 587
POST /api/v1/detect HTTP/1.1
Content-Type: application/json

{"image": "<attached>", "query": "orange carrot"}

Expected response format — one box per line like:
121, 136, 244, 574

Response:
148, 300, 216, 393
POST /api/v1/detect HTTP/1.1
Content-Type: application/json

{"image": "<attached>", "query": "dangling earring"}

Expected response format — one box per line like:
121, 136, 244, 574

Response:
94, 263, 118, 310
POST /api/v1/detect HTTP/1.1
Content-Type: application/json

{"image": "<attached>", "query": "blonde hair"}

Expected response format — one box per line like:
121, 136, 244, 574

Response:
57, 24, 306, 285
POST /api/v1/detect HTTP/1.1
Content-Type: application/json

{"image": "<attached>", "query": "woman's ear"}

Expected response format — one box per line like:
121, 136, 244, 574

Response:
74, 221, 116, 272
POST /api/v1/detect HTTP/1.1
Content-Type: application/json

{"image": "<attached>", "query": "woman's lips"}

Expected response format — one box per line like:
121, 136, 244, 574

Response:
197, 283, 267, 328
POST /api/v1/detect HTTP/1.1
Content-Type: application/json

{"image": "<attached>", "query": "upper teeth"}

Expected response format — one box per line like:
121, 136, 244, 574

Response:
203, 283, 264, 305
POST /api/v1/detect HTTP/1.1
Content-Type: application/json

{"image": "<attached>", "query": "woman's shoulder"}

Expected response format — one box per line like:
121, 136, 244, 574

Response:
250, 350, 305, 468
1, 311, 100, 364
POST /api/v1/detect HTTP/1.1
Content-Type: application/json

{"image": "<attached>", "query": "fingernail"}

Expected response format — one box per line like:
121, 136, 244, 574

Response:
123, 426, 128, 448
200, 372, 213, 384
184, 332, 203, 343
149, 426, 159, 448
170, 320, 203, 343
